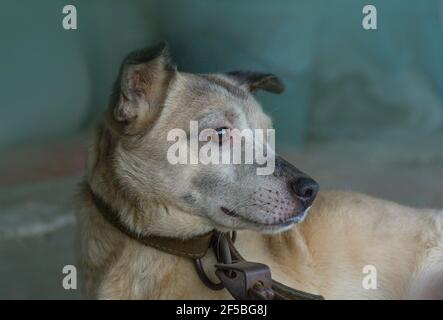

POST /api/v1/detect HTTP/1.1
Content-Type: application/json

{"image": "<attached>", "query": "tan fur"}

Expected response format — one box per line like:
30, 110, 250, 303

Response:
78, 44, 443, 299
79, 187, 443, 299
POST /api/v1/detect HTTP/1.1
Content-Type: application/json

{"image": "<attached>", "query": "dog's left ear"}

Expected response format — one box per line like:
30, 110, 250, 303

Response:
226, 71, 285, 94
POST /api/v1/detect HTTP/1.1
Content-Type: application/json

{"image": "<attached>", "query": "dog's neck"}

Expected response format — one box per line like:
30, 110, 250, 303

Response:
87, 182, 214, 240
119, 200, 214, 239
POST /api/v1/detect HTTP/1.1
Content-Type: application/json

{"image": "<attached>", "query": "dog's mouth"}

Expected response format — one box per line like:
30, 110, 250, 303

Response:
220, 206, 309, 228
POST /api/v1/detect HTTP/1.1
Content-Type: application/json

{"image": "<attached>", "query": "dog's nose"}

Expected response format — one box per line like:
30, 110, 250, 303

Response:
289, 177, 319, 206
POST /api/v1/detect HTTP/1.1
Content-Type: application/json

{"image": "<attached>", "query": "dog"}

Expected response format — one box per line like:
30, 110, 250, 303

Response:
78, 42, 443, 299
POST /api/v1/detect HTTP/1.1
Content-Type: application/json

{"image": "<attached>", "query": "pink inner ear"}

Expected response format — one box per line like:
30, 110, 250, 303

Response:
131, 71, 144, 96
132, 71, 141, 86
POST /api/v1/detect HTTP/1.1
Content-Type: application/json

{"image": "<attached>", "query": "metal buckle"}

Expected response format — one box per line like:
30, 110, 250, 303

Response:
215, 261, 274, 300
194, 231, 324, 300
193, 231, 235, 291
194, 231, 275, 299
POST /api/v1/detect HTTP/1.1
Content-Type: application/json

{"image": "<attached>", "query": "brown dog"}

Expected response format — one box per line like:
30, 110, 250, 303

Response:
78, 42, 443, 299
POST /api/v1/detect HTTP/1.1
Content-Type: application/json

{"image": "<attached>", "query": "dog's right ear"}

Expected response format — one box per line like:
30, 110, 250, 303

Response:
108, 41, 176, 134
225, 71, 285, 94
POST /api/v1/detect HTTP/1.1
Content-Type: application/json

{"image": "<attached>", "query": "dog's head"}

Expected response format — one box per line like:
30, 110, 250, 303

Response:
91, 42, 318, 235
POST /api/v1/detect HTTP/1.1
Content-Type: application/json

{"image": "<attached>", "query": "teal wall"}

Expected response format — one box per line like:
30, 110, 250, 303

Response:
1, 0, 442, 149
0, 0, 158, 149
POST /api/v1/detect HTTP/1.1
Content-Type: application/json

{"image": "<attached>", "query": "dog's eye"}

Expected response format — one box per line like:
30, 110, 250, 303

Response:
214, 127, 229, 146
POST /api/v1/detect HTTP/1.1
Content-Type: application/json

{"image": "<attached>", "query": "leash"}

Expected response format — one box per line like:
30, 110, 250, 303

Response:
87, 184, 324, 300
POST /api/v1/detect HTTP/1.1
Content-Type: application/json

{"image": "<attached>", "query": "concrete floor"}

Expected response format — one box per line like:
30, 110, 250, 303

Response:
0, 176, 81, 299
1, 137, 442, 299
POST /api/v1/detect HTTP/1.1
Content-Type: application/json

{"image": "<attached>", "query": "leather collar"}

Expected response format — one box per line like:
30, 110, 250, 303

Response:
87, 184, 214, 259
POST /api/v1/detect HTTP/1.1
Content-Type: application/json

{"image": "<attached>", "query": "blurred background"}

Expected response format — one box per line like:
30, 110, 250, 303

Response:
1, 0, 443, 299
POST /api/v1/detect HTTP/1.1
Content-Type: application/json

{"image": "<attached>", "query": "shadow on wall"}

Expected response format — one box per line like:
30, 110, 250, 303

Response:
156, 0, 443, 147
1, 0, 442, 150
308, 0, 443, 143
